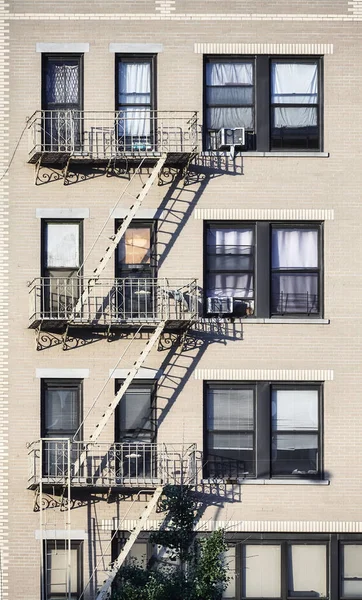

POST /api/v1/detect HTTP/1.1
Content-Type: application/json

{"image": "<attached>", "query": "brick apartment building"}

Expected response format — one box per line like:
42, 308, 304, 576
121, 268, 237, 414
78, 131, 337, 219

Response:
1, 0, 362, 598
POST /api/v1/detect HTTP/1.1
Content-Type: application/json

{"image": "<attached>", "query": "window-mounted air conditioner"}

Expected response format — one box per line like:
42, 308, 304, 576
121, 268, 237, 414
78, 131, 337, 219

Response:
207, 297, 234, 314
217, 127, 245, 150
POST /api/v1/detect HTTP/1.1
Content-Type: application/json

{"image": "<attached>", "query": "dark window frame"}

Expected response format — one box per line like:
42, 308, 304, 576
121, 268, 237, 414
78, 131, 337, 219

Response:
115, 219, 157, 278
115, 53, 157, 114
41, 219, 84, 278
203, 56, 256, 151
203, 55, 323, 152
203, 220, 323, 319
42, 53, 84, 112
339, 541, 362, 600
41, 378, 83, 441
114, 379, 157, 443
204, 382, 256, 479
44, 539, 83, 600
203, 381, 323, 481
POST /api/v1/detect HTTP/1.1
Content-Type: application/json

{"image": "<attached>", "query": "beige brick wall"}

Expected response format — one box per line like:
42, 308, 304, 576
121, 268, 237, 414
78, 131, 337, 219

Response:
5, 1, 362, 598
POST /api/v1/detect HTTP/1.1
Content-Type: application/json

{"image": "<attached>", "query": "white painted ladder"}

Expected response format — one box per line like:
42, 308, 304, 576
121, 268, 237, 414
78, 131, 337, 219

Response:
72, 153, 167, 317
95, 486, 164, 600
72, 320, 166, 475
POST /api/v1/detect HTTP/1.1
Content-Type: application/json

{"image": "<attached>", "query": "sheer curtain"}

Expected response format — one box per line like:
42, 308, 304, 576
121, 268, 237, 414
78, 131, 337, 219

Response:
207, 228, 254, 298
271, 228, 319, 313
206, 62, 254, 131
118, 62, 151, 137
46, 62, 79, 105
271, 62, 318, 128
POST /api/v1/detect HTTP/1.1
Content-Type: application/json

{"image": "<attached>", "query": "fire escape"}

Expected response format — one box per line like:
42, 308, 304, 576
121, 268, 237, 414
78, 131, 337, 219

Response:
26, 109, 200, 599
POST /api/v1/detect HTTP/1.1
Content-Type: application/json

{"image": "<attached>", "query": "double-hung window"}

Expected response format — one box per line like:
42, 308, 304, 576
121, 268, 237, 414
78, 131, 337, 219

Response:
116, 55, 155, 151
42, 220, 83, 318
205, 59, 255, 150
204, 382, 322, 480
204, 56, 322, 152
205, 221, 322, 318
205, 224, 255, 316
41, 379, 82, 477
45, 540, 82, 600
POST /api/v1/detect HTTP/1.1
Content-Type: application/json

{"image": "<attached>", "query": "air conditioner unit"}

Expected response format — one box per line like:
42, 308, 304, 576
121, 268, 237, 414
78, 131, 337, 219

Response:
217, 127, 245, 149
207, 297, 234, 314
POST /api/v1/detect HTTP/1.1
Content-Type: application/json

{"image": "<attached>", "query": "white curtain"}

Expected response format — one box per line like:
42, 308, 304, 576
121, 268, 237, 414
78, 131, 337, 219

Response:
206, 62, 253, 86
118, 62, 151, 137
208, 107, 253, 130
207, 228, 254, 298
222, 547, 236, 599
271, 63, 318, 128
118, 62, 151, 104
272, 228, 318, 268
46, 223, 80, 268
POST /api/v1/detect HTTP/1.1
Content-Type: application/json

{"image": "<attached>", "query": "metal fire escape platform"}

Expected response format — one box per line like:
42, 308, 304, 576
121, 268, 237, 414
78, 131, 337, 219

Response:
27, 110, 199, 172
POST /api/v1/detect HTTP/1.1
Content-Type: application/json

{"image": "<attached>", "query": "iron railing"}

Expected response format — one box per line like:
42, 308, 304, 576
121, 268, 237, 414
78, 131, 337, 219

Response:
27, 439, 199, 488
28, 277, 199, 326
27, 110, 199, 160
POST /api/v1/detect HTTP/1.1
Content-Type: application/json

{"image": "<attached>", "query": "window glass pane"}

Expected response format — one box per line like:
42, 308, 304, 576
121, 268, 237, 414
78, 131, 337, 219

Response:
208, 227, 254, 247
118, 62, 151, 103
273, 106, 317, 129
207, 86, 253, 106
118, 386, 152, 437
45, 388, 79, 432
272, 389, 319, 431
46, 61, 80, 105
288, 545, 326, 597
118, 227, 151, 265
210, 432, 254, 451
45, 223, 80, 268
118, 107, 151, 137
47, 545, 78, 596
342, 545, 362, 598
207, 107, 254, 130
271, 273, 319, 314
207, 273, 254, 298
128, 541, 148, 568
206, 62, 253, 86
222, 546, 236, 599
208, 388, 254, 431
272, 228, 319, 269
271, 63, 318, 104
242, 545, 281, 598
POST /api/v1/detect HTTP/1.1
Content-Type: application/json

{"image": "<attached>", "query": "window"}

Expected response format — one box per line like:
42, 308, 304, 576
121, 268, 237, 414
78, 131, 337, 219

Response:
241, 542, 327, 599
341, 544, 362, 598
204, 56, 322, 152
42, 54, 83, 151
116, 54, 156, 151
115, 220, 157, 318
205, 384, 255, 478
204, 222, 322, 318
204, 383, 322, 480
41, 379, 82, 477
115, 381, 156, 479
44, 540, 82, 600
112, 532, 151, 569
42, 220, 83, 317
